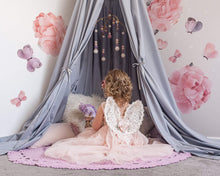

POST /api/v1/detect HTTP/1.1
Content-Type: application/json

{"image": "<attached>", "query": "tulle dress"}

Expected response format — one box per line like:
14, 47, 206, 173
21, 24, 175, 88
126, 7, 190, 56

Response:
44, 97, 173, 164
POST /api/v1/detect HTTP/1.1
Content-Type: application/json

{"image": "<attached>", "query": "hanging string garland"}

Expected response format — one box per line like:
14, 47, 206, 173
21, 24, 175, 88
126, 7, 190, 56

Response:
93, 12, 127, 61
115, 20, 120, 52
93, 26, 99, 54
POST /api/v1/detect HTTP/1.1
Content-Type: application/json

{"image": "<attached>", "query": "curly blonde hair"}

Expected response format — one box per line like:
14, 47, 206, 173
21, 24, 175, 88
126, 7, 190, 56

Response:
104, 69, 133, 103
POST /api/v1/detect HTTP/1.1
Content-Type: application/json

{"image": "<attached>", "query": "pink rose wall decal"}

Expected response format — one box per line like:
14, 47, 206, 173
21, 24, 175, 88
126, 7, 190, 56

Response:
10, 90, 27, 107
169, 65, 212, 114
33, 12, 66, 56
169, 49, 181, 63
147, 0, 182, 32
157, 39, 168, 50
17, 45, 42, 72
203, 43, 218, 59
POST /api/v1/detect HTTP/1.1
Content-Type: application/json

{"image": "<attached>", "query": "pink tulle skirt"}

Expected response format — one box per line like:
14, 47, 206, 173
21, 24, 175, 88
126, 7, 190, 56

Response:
44, 125, 173, 164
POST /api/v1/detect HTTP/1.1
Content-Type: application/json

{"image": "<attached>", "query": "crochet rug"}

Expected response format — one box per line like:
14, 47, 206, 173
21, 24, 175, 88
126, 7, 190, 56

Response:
8, 147, 191, 170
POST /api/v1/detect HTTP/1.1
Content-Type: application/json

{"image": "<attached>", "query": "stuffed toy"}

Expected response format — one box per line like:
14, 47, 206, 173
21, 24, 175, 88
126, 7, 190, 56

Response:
17, 44, 42, 72
79, 103, 97, 128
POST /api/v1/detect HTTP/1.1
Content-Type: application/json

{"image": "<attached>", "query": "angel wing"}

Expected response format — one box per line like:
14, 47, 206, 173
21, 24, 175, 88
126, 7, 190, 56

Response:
104, 97, 144, 143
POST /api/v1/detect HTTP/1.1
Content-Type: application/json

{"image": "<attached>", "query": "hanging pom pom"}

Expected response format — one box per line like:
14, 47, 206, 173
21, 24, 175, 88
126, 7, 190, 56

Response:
115, 46, 120, 51
101, 57, 106, 61
121, 53, 126, 58
108, 32, 112, 39
93, 49, 98, 54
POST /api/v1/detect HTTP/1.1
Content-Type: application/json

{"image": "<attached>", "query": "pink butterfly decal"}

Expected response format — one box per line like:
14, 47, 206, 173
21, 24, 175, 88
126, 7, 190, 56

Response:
169, 50, 182, 63
203, 43, 218, 59
17, 45, 42, 72
185, 17, 203, 34
157, 39, 168, 50
10, 90, 27, 107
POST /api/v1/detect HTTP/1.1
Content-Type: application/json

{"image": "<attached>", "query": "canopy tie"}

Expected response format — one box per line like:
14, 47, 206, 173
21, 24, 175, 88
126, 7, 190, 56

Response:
132, 61, 143, 90
62, 67, 72, 91
62, 67, 72, 77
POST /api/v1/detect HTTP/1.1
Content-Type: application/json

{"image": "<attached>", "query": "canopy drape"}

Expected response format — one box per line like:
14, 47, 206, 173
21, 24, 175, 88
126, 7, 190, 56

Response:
0, 0, 219, 159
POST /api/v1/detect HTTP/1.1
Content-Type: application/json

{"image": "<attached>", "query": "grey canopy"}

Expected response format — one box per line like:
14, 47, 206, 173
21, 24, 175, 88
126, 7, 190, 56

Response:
1, 0, 220, 159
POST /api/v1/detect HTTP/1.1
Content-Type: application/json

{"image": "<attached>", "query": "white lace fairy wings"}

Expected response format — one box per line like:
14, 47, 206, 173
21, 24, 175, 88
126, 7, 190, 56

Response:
104, 97, 144, 143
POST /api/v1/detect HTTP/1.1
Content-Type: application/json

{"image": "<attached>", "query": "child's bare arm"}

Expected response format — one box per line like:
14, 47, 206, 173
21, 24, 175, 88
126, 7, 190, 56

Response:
92, 105, 104, 131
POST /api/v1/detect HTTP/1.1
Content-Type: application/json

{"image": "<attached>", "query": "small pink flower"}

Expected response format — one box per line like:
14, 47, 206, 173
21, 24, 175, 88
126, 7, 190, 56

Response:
157, 39, 168, 50
203, 43, 218, 59
169, 65, 212, 113
147, 0, 182, 32
33, 12, 66, 56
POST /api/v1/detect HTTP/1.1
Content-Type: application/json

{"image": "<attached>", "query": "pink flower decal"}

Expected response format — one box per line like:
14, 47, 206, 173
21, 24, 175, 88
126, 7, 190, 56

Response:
33, 12, 66, 56
17, 45, 42, 72
169, 49, 181, 63
157, 39, 168, 50
203, 43, 218, 59
147, 0, 182, 32
185, 17, 203, 34
11, 90, 27, 107
169, 65, 212, 113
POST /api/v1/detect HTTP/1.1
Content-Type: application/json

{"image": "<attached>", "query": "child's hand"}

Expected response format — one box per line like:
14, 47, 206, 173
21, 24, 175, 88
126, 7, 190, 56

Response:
85, 116, 93, 121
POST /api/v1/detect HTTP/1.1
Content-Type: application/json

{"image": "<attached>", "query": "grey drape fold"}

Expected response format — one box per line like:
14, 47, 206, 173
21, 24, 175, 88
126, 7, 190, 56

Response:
119, 0, 220, 159
0, 0, 220, 159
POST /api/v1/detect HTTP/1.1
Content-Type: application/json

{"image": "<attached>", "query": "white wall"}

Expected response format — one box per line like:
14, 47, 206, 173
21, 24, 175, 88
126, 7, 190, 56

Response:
0, 0, 75, 137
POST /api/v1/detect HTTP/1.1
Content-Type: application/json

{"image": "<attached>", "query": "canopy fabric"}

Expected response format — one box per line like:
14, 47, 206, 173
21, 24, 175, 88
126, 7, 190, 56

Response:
0, 0, 219, 159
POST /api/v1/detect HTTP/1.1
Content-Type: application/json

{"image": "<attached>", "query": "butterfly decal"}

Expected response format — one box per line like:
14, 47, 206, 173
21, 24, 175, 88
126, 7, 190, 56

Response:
185, 17, 203, 34
203, 43, 218, 59
17, 45, 42, 72
10, 90, 27, 107
169, 50, 182, 63
145, 0, 153, 6
157, 39, 168, 50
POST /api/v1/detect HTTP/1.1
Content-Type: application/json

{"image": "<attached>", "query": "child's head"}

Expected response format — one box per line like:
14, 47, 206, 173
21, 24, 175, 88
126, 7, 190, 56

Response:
104, 69, 133, 102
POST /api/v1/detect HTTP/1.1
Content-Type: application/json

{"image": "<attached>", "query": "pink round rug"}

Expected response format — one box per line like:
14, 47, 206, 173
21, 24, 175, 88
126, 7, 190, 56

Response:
8, 147, 191, 170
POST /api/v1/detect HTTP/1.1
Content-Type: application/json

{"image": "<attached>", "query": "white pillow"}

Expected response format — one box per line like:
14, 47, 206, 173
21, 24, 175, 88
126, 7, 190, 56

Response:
30, 123, 75, 148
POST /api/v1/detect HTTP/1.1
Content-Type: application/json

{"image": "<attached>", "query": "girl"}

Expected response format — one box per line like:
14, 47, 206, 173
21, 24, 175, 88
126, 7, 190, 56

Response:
44, 69, 173, 164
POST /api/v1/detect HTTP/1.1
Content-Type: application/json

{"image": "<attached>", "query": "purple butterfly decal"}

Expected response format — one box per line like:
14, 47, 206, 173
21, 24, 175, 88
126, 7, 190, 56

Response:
17, 45, 42, 72
185, 17, 203, 34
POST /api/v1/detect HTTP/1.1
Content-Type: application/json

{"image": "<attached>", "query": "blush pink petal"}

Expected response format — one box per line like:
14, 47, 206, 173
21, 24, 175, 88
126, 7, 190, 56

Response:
169, 65, 212, 113
33, 12, 66, 56
148, 0, 182, 31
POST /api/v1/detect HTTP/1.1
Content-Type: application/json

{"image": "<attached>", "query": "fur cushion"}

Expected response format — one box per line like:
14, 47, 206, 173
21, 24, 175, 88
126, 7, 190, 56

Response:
62, 94, 105, 133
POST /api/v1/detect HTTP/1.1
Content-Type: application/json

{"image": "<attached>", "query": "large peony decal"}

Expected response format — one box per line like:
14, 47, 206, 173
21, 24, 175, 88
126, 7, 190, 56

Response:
147, 0, 182, 33
169, 65, 212, 113
33, 12, 66, 56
